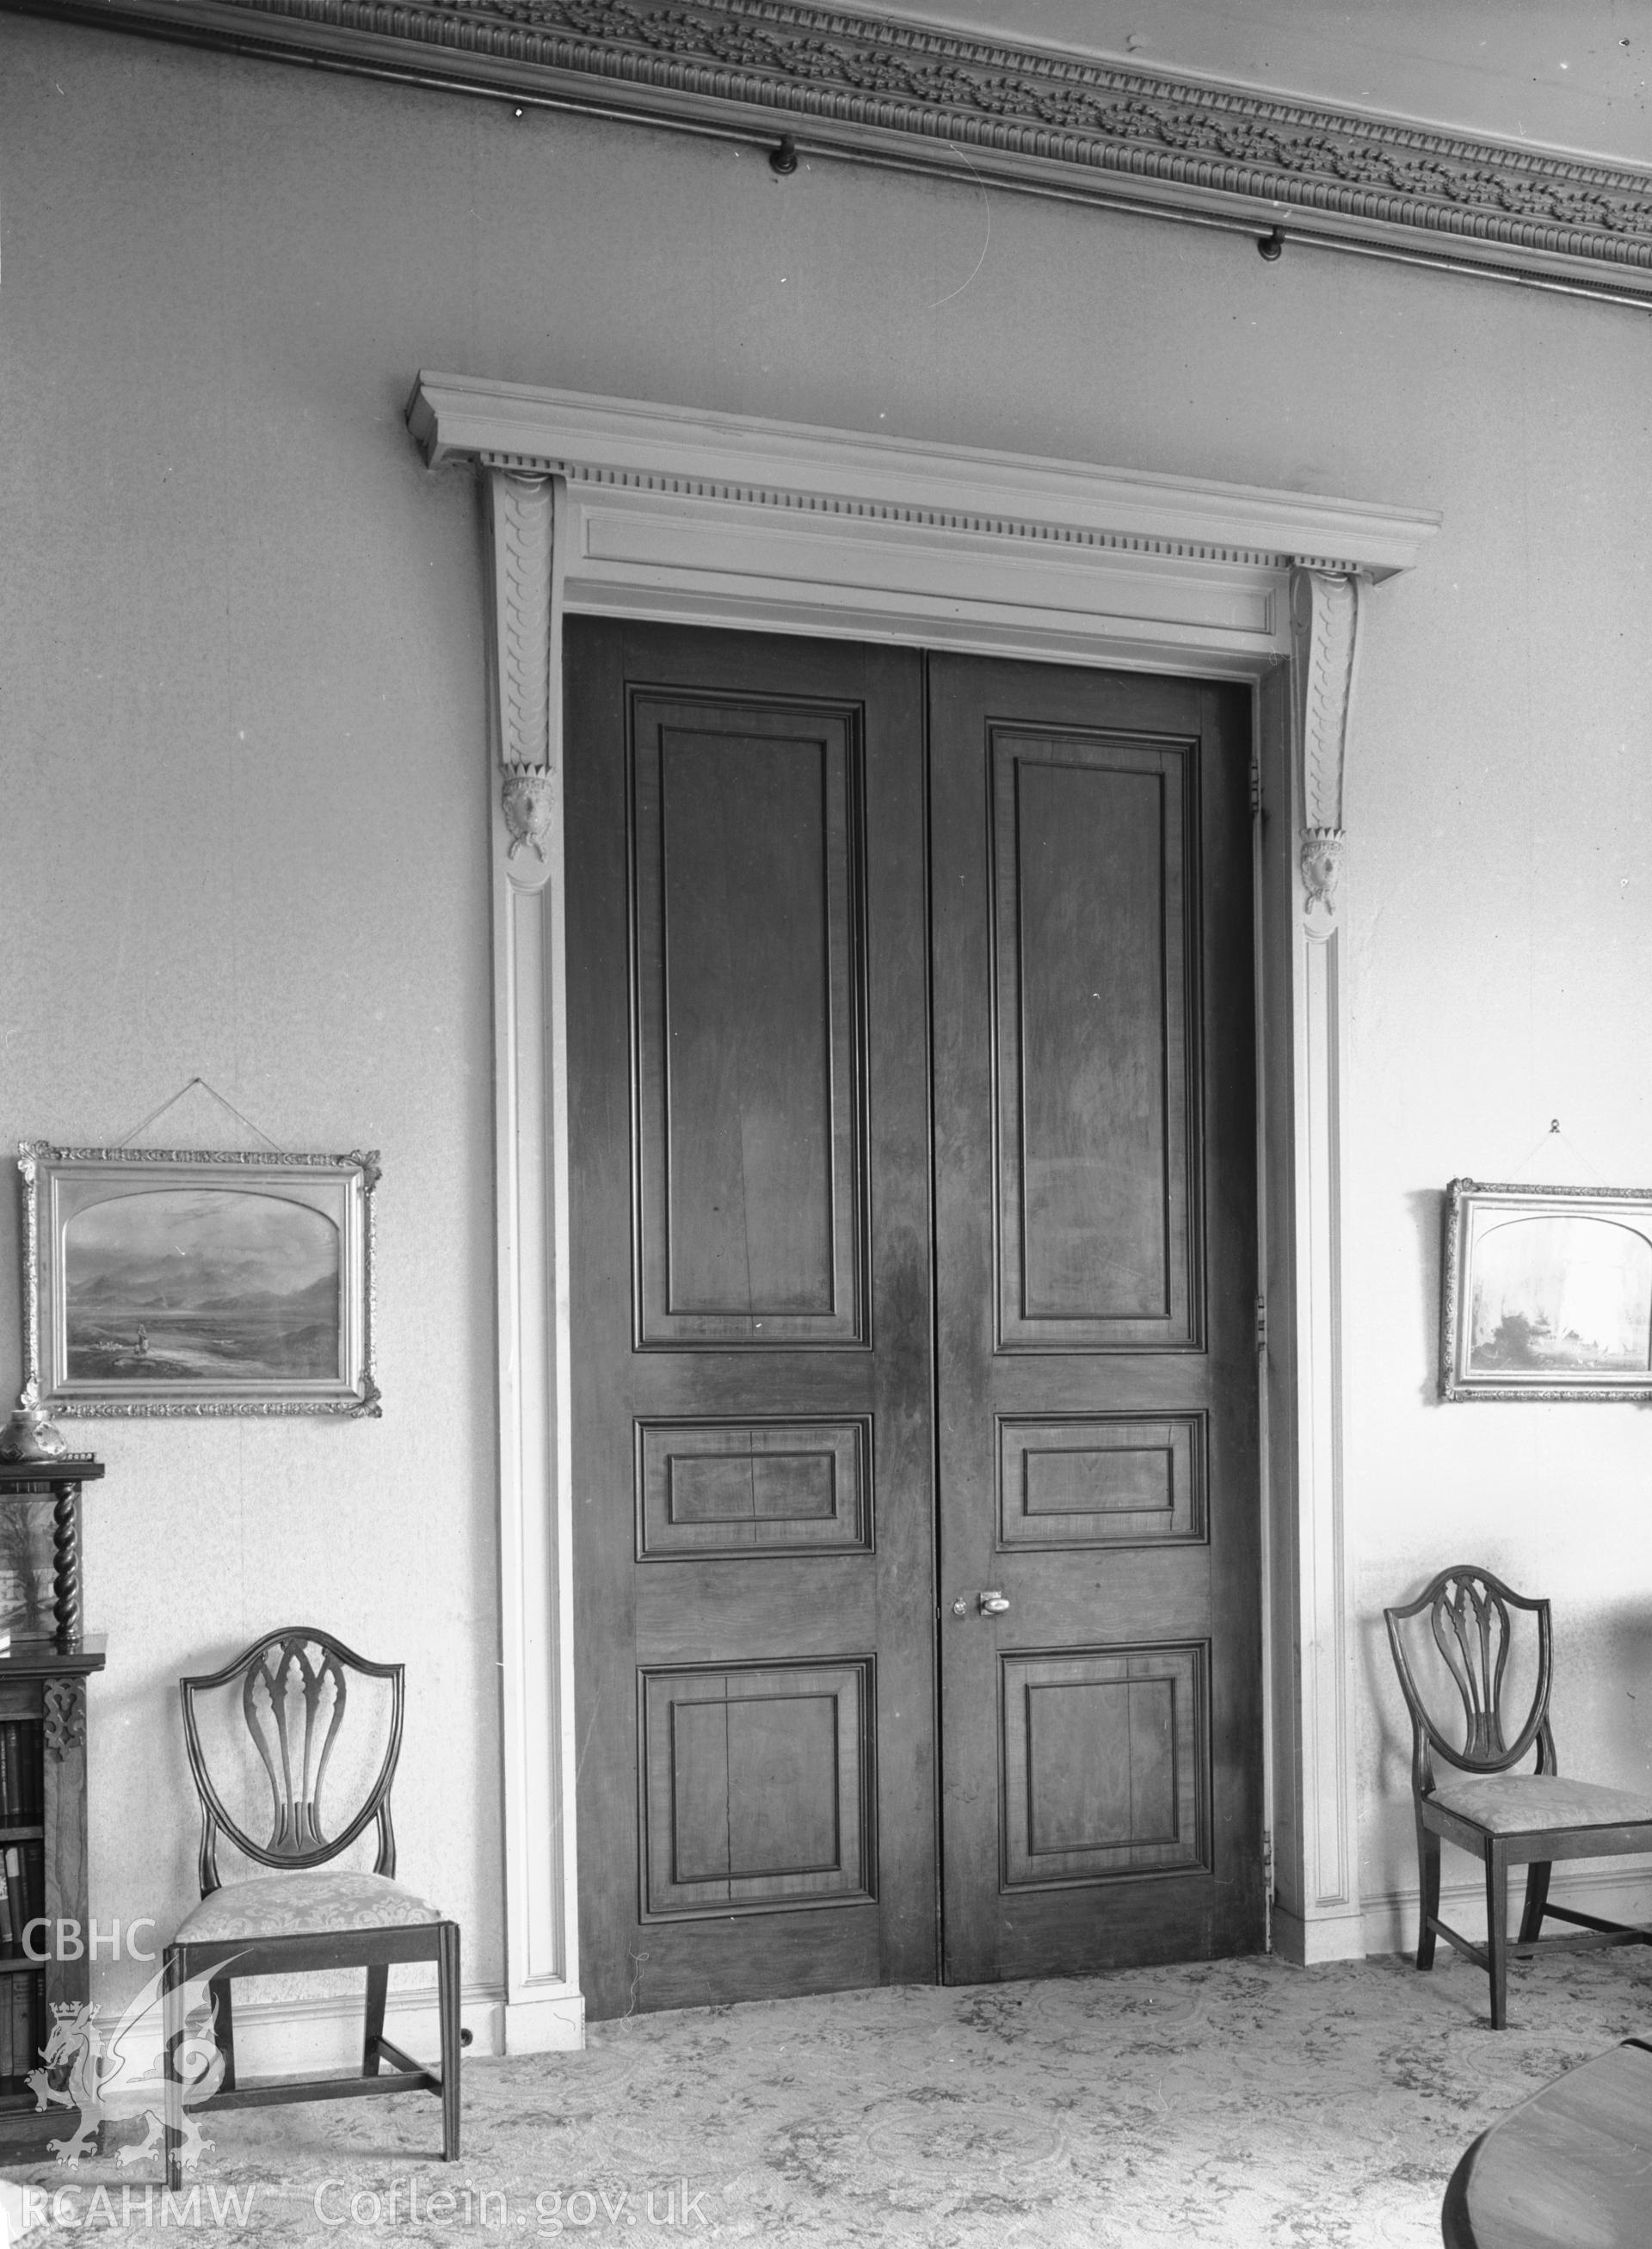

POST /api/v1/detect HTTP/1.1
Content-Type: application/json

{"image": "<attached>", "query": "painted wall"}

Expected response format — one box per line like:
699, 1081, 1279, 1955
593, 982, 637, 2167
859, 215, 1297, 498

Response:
3, 13, 1651, 2009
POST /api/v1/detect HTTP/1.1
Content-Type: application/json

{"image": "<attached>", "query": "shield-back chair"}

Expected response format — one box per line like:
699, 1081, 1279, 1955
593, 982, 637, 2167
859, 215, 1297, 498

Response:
1385, 1564, 1652, 2027
162, 1627, 459, 2187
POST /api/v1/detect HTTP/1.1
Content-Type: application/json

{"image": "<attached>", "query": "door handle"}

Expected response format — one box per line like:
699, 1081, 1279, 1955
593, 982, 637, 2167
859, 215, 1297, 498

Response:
977, 1590, 1010, 1616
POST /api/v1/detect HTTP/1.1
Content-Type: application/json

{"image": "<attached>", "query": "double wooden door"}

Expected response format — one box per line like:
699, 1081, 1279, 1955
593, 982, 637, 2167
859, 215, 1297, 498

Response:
566, 621, 1261, 2018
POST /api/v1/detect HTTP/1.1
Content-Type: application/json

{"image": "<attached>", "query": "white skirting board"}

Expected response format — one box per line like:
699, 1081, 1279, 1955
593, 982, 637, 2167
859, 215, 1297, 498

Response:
224, 1984, 509, 2073
219, 1982, 585, 2067
1272, 1901, 1370, 1967
1272, 1864, 1652, 1967
1359, 1863, 1652, 1961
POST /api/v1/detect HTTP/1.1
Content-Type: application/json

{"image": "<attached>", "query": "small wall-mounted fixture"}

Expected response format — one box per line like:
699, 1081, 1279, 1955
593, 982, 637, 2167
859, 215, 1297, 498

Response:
769, 135, 799, 176
1257, 228, 1285, 261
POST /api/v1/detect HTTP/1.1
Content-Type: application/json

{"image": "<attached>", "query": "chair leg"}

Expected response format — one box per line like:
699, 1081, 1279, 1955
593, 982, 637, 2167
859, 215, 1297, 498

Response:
1415, 1817, 1440, 1970
438, 1921, 461, 2162
163, 1947, 187, 2193
363, 1964, 389, 2078
1485, 1845, 1510, 2029
1518, 1859, 1551, 1945
210, 1977, 237, 2093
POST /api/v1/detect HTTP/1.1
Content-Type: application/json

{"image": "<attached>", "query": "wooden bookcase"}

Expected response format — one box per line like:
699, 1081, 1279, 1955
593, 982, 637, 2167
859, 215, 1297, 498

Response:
0, 1457, 106, 2160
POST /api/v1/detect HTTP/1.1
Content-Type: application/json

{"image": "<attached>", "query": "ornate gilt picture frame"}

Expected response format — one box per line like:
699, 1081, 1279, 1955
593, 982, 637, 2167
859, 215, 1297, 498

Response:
1440, 1178, 1652, 1402
17, 1143, 379, 1419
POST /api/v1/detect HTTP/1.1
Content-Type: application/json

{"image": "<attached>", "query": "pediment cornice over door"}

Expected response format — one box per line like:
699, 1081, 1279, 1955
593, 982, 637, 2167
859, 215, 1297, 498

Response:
19, 0, 1652, 300
408, 373, 1439, 669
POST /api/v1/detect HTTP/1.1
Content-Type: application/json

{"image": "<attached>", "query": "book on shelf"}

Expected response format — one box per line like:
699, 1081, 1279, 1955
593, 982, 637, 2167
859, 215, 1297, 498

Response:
3, 1848, 32, 1939
0, 1833, 41, 1966
1, 1971, 37, 2088
0, 1722, 40, 1826
1, 1852, 26, 1943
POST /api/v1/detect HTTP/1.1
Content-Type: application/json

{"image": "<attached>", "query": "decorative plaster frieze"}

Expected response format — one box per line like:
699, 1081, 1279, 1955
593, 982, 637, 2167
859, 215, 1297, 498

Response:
1289, 567, 1362, 938
21, 0, 1652, 296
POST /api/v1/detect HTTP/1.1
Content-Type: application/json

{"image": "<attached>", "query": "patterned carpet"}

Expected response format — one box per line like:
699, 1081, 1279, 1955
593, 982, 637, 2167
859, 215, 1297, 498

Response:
11, 1947, 1652, 2246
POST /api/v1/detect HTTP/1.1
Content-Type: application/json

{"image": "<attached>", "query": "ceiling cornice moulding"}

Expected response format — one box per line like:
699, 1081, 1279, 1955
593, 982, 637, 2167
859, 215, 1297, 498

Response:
20, 0, 1652, 299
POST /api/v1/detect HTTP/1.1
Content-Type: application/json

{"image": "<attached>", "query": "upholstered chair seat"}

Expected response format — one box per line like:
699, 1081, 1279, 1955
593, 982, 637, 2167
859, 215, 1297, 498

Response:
1429, 1774, 1652, 1837
175, 1868, 441, 1944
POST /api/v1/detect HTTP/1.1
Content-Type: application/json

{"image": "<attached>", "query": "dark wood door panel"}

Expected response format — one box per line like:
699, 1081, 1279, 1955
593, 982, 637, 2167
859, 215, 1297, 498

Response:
996, 1413, 1207, 1549
568, 620, 936, 2019
636, 1418, 874, 1560
989, 1881, 1231, 1981
1000, 1644, 1209, 1886
632, 692, 866, 1347
931, 652, 1261, 1987
627, 1907, 885, 2017
990, 728, 1198, 1351
614, 1355, 881, 1420
969, 1353, 1230, 1410
634, 1559, 878, 1662
990, 1550, 1215, 1646
640, 1661, 874, 1916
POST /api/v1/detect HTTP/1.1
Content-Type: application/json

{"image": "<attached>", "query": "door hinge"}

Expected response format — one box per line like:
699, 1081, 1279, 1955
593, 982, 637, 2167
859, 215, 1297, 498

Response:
1249, 752, 1262, 816
1262, 1828, 1274, 1954
1254, 1293, 1267, 1353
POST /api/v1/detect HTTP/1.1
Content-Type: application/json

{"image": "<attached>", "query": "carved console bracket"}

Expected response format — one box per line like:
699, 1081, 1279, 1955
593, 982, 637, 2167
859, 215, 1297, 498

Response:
1299, 827, 1347, 924
485, 468, 561, 893
1290, 568, 1363, 940
502, 762, 556, 864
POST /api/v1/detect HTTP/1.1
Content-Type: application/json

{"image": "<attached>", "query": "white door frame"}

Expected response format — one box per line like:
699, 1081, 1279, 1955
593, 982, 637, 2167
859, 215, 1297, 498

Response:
405, 373, 1439, 2048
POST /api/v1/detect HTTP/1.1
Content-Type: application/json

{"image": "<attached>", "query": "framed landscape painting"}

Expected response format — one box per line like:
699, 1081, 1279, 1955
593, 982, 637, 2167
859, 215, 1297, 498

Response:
18, 1143, 379, 1418
1440, 1178, 1652, 1402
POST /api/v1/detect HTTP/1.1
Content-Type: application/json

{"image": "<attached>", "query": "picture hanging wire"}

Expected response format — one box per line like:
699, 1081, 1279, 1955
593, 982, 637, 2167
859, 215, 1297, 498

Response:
116, 1077, 285, 1155
1502, 1117, 1607, 1185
